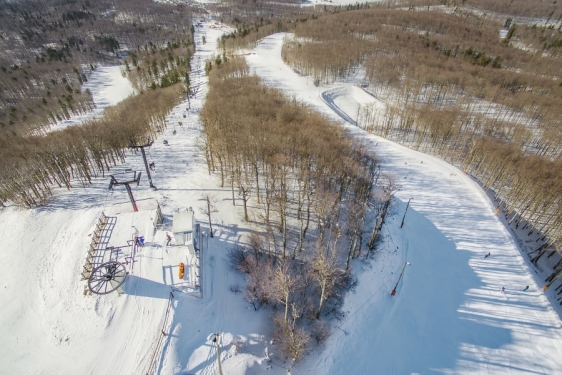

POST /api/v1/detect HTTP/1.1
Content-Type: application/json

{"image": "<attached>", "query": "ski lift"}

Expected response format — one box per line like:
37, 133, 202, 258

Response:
108, 171, 142, 211
88, 261, 127, 295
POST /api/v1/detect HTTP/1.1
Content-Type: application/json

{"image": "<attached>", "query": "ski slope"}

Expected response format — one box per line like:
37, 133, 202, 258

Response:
1, 22, 562, 375
246, 32, 562, 374
48, 65, 135, 133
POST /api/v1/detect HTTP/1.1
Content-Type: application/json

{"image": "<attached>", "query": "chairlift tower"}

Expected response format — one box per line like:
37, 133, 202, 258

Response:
109, 171, 142, 212
129, 137, 156, 189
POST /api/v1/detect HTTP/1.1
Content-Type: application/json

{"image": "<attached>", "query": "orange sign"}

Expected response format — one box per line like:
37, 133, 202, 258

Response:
179, 262, 185, 279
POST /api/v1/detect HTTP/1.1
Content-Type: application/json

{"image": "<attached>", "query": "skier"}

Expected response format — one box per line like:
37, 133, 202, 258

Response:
524, 285, 529, 291
501, 287, 505, 293
149, 162, 156, 171
484, 252, 491, 258
163, 139, 169, 146
166, 232, 172, 246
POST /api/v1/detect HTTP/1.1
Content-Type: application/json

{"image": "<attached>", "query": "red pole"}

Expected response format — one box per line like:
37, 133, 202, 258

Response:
391, 262, 409, 296
125, 184, 138, 212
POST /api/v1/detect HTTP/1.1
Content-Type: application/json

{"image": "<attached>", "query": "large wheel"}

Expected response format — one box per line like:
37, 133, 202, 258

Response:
88, 261, 127, 295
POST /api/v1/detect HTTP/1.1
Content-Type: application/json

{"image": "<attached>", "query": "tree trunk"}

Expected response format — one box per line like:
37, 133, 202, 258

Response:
284, 294, 289, 327
316, 280, 326, 319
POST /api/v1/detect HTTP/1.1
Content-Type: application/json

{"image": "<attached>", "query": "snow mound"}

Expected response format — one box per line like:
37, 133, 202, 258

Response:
321, 85, 386, 125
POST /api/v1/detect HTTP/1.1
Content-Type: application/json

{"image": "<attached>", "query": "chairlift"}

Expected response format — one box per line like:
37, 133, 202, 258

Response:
88, 261, 127, 295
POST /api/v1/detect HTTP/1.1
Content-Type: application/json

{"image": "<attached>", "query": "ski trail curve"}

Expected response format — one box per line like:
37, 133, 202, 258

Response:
246, 32, 562, 375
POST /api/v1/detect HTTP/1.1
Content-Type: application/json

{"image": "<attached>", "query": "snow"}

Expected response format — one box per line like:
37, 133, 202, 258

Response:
84, 66, 135, 107
500, 28, 509, 39
321, 84, 386, 125
48, 65, 135, 132
247, 32, 562, 374
1, 20, 562, 375
300, 0, 385, 6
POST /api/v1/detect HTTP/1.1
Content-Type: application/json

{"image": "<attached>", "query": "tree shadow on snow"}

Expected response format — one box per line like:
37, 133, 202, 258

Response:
307, 198, 556, 374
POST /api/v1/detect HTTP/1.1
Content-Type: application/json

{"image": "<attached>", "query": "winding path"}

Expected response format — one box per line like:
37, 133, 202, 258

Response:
246, 33, 562, 374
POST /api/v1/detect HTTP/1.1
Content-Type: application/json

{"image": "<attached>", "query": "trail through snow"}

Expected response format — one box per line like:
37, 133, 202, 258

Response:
48, 65, 134, 133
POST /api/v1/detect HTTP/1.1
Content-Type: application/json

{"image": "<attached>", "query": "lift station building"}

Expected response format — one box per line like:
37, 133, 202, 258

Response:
172, 208, 201, 255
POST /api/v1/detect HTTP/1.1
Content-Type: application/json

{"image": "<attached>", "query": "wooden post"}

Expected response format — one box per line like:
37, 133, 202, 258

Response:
400, 198, 413, 228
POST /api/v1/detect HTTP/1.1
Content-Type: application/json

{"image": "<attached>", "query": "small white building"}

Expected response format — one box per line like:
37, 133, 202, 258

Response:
172, 209, 200, 255
116, 40, 130, 58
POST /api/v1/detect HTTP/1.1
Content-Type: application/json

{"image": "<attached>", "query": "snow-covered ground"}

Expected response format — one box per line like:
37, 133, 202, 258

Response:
2, 20, 562, 375
300, 0, 384, 6
48, 65, 134, 132
246, 32, 562, 374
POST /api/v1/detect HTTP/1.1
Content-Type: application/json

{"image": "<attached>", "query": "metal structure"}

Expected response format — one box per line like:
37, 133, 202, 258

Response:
400, 198, 413, 228
109, 171, 142, 211
129, 137, 156, 189
88, 261, 127, 295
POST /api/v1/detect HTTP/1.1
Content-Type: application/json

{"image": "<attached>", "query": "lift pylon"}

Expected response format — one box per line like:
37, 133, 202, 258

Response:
129, 136, 156, 189
109, 171, 142, 212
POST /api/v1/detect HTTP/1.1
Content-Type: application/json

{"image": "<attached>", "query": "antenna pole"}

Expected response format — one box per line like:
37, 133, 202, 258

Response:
400, 198, 413, 228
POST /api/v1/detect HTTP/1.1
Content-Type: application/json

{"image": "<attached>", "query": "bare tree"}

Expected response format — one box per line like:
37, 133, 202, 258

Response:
313, 251, 342, 319
368, 174, 399, 250
237, 170, 252, 222
274, 304, 311, 362
270, 259, 300, 328
200, 193, 219, 238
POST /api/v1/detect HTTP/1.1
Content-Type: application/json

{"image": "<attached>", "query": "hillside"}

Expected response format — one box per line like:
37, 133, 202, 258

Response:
1, 2, 562, 374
